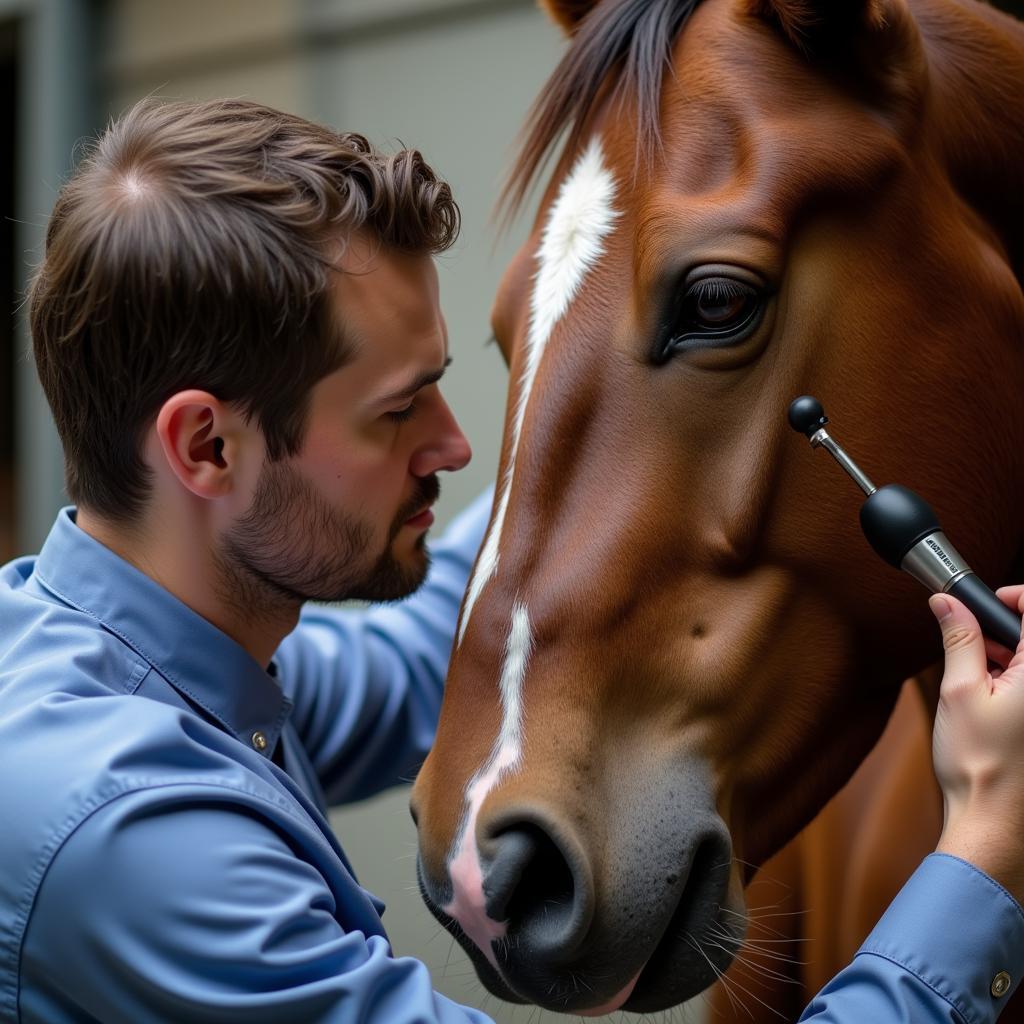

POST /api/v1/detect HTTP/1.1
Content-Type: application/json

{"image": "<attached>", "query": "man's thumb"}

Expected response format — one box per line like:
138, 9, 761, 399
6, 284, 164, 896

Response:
930, 593, 987, 684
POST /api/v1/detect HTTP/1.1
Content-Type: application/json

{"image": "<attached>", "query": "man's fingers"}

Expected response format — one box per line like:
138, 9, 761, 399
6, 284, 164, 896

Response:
996, 584, 1024, 615
993, 585, 1024, 656
930, 594, 988, 686
985, 638, 1014, 672
1002, 642, 1024, 674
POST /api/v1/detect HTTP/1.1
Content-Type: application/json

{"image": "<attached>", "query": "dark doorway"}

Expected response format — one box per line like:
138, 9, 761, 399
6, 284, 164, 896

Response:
0, 21, 16, 561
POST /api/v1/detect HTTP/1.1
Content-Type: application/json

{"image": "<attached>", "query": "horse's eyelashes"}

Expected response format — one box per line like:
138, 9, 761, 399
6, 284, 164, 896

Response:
688, 278, 755, 326
689, 277, 747, 302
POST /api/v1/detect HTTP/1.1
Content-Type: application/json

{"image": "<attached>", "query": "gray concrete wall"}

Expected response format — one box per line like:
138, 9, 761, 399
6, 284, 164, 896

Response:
12, 0, 98, 552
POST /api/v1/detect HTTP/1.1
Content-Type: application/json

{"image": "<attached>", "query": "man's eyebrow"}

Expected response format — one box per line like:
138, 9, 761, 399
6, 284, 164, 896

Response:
376, 356, 453, 406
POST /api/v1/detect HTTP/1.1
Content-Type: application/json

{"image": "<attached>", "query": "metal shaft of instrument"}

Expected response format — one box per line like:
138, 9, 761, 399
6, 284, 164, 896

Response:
810, 429, 877, 497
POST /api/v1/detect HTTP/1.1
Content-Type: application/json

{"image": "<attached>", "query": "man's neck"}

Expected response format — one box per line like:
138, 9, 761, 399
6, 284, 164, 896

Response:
75, 507, 300, 668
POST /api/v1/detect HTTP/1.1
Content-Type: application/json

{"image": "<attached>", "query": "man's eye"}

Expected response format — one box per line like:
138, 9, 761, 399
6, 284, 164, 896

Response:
658, 275, 765, 361
387, 404, 416, 423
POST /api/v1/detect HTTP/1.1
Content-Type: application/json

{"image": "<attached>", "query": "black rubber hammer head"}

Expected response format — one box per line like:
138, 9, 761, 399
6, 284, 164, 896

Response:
787, 396, 828, 439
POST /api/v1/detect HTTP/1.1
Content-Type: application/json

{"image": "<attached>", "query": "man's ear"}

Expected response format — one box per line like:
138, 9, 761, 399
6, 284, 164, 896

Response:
154, 390, 243, 500
539, 0, 601, 34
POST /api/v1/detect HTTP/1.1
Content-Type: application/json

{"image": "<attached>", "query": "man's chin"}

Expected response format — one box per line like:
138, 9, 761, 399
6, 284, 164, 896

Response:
345, 548, 431, 603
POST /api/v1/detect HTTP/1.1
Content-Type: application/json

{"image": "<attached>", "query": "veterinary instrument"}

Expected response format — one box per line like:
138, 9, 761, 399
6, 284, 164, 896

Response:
788, 395, 1022, 651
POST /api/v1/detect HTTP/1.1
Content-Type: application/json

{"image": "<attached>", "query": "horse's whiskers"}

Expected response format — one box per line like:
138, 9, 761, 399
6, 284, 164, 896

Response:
729, 905, 808, 921
725, 932, 809, 946
718, 903, 797, 941
709, 965, 789, 1019
707, 923, 808, 965
737, 941, 809, 964
710, 941, 804, 985
687, 925, 798, 1022
682, 932, 753, 1020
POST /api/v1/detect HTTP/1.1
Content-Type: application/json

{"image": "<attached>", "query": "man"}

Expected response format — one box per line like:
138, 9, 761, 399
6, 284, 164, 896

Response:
2, 97, 491, 1023
0, 97, 1021, 1024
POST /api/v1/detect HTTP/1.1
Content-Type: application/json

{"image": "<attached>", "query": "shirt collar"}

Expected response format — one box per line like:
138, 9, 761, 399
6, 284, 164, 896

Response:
33, 507, 291, 758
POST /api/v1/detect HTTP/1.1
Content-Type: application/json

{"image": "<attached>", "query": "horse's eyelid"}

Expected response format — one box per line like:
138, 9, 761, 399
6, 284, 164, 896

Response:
688, 277, 750, 298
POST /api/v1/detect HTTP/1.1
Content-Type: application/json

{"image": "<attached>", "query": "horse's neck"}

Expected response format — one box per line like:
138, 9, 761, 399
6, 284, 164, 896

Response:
910, 662, 943, 723
918, 0, 1024, 271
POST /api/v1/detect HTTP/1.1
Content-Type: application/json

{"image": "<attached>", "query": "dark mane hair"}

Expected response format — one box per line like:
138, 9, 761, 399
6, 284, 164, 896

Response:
505, 0, 700, 212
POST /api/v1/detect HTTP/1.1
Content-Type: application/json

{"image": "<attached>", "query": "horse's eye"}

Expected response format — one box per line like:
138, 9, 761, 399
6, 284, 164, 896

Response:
690, 278, 756, 328
659, 275, 765, 361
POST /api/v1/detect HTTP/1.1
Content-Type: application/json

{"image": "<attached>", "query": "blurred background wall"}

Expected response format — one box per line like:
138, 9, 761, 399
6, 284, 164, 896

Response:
3, 0, 1022, 1020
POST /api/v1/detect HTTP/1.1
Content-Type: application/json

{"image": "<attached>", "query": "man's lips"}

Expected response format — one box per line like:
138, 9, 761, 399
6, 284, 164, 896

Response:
404, 505, 435, 529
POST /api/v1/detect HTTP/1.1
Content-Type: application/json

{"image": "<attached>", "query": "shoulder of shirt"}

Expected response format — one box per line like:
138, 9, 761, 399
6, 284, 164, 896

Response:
1, 560, 143, 690
0, 583, 314, 863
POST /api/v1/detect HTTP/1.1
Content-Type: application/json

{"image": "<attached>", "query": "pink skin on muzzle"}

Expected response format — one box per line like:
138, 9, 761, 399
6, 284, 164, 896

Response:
578, 969, 644, 1016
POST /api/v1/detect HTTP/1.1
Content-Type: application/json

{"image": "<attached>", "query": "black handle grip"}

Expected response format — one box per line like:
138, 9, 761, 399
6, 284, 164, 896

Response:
947, 574, 1023, 652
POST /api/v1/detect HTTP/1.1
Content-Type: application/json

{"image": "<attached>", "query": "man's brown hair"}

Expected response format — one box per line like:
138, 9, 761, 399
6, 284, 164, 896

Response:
29, 97, 460, 523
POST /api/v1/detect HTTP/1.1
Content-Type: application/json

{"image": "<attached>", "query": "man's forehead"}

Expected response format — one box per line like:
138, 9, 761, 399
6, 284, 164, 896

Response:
329, 235, 441, 342
333, 232, 439, 288
317, 234, 448, 400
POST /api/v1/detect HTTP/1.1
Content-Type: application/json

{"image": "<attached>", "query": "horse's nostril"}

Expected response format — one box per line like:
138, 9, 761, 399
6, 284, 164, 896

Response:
483, 829, 541, 922
483, 823, 583, 954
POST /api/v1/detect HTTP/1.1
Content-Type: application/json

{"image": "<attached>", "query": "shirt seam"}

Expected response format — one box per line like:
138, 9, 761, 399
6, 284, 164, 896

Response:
33, 568, 290, 744
854, 948, 974, 1024
931, 852, 1024, 922
124, 659, 149, 695
8, 775, 342, 1023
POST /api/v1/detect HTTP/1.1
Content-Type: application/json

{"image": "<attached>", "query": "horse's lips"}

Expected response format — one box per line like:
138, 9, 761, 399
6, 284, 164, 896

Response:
577, 967, 645, 1015
419, 861, 736, 1014
418, 781, 737, 1011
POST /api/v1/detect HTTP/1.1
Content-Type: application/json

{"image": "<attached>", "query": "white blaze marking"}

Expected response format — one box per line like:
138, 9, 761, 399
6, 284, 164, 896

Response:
443, 604, 534, 963
443, 139, 619, 959
457, 138, 619, 646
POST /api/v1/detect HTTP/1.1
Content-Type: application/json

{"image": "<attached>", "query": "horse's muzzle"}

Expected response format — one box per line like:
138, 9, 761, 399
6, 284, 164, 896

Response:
418, 777, 744, 1014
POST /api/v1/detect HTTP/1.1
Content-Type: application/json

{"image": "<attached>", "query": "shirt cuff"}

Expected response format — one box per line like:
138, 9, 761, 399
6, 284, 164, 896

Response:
857, 853, 1024, 1024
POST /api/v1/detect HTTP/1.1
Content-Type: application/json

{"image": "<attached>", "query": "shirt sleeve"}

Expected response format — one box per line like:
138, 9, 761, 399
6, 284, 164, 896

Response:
274, 488, 493, 805
799, 854, 1024, 1024
20, 792, 495, 1024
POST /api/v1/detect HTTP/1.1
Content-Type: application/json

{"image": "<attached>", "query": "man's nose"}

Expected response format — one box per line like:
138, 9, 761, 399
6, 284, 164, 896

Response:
411, 397, 472, 476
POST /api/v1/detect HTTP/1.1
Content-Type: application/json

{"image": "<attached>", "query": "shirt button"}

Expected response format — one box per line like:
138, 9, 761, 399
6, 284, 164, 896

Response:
251, 731, 268, 752
992, 972, 1012, 998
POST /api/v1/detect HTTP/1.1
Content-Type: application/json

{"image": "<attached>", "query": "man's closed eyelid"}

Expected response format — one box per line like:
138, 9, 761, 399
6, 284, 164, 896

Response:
387, 404, 417, 423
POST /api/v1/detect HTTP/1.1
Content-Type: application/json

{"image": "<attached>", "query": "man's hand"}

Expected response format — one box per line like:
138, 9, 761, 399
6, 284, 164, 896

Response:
931, 585, 1024, 903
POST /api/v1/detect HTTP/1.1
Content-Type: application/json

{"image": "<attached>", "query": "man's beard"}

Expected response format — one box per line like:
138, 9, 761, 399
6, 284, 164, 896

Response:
217, 461, 440, 619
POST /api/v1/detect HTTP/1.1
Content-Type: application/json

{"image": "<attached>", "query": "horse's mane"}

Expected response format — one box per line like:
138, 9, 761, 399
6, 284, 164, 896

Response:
504, 0, 701, 214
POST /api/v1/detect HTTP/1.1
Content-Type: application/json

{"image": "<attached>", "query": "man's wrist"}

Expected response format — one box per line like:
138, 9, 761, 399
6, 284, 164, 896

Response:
938, 813, 1024, 905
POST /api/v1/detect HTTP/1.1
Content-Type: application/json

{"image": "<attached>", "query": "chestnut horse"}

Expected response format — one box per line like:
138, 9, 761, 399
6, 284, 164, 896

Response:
411, 0, 1024, 1016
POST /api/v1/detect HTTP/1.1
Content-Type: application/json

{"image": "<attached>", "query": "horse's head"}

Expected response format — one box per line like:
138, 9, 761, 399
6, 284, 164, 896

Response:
413, 0, 1024, 1012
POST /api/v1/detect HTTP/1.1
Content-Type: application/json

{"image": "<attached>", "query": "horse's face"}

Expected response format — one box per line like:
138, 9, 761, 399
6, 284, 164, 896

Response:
413, 0, 1024, 1013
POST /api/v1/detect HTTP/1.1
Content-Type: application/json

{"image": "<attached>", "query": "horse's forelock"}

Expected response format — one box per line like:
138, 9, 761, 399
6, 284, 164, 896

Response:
504, 0, 700, 216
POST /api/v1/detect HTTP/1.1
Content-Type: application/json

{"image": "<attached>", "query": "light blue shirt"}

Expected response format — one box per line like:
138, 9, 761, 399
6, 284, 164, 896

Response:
802, 853, 1024, 1023
1, 499, 1022, 1023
